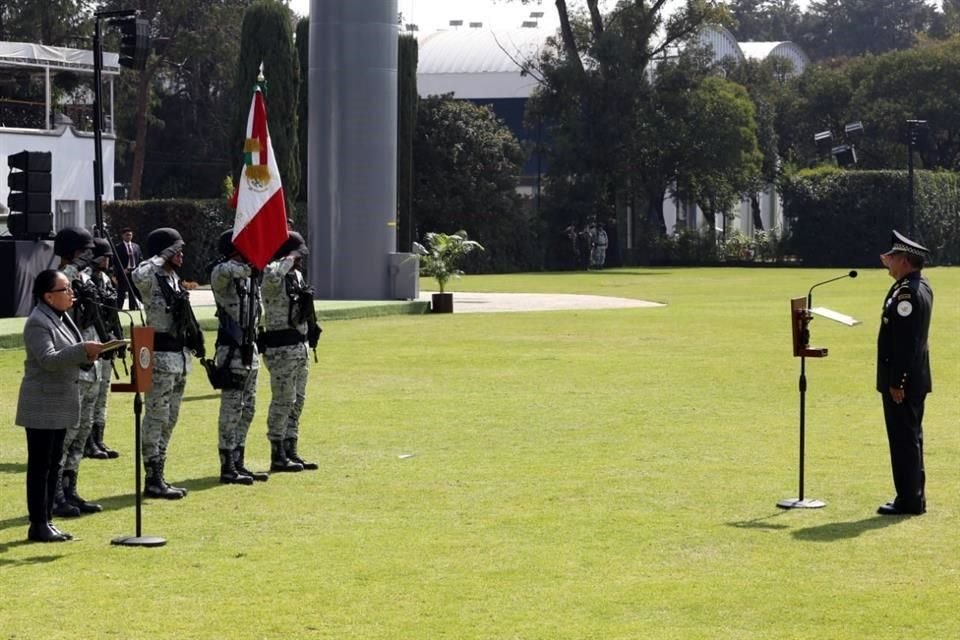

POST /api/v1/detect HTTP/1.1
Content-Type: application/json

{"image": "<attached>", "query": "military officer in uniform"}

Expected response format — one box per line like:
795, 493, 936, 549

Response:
260, 232, 319, 473
211, 230, 267, 484
132, 227, 205, 499
54, 227, 104, 517
876, 230, 933, 516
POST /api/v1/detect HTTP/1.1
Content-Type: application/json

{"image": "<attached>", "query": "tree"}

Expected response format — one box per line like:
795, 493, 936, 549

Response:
799, 0, 938, 61
0, 0, 91, 45
728, 0, 803, 41
233, 0, 300, 203
412, 95, 531, 272
295, 16, 309, 204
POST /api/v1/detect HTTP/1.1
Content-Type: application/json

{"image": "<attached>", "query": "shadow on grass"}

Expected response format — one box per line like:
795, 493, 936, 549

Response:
0, 475, 222, 535
791, 516, 906, 542
0, 462, 26, 474
728, 511, 792, 531
182, 393, 221, 403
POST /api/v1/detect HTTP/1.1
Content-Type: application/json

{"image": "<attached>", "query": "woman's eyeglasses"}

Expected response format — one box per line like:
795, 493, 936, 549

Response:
49, 286, 73, 294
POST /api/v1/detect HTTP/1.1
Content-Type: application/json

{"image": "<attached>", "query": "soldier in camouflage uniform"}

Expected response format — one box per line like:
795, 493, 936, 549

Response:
132, 227, 205, 499
85, 237, 122, 460
211, 230, 267, 484
53, 227, 104, 517
260, 232, 319, 473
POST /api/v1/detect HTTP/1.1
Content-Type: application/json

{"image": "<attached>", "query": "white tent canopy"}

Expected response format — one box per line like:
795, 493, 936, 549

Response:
0, 41, 120, 75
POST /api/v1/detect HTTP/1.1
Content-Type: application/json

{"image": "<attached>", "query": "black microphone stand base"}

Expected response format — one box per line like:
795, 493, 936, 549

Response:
111, 534, 167, 547
776, 497, 826, 509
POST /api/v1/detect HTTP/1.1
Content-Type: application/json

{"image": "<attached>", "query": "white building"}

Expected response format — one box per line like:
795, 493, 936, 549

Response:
0, 41, 120, 235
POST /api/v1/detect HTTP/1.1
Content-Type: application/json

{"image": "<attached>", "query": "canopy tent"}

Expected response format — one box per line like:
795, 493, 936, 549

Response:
0, 41, 120, 75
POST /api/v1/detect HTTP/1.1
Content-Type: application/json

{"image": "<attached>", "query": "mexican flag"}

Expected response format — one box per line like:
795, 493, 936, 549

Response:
231, 86, 288, 269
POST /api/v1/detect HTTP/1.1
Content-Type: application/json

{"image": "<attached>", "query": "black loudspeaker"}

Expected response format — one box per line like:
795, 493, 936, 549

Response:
7, 212, 53, 237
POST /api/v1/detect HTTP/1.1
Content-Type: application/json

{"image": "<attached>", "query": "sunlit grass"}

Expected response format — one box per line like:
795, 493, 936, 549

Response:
0, 267, 957, 639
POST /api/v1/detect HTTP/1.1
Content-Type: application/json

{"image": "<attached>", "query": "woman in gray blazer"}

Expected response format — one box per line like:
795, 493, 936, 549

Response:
16, 269, 102, 543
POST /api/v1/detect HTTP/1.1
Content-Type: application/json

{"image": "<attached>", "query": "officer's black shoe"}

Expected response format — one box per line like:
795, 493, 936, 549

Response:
48, 522, 74, 540
219, 449, 254, 485
28, 522, 70, 543
284, 438, 319, 471
235, 447, 269, 482
877, 501, 925, 516
93, 423, 120, 459
63, 470, 103, 513
83, 432, 110, 459
269, 441, 303, 473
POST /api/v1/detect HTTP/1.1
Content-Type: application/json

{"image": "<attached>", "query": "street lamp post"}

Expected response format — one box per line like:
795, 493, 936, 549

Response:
906, 119, 927, 236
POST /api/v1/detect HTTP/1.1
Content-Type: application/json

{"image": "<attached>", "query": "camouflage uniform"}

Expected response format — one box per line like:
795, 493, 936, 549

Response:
211, 258, 265, 482
56, 261, 104, 515
89, 268, 120, 456
132, 254, 192, 498
60, 263, 100, 474
260, 255, 314, 471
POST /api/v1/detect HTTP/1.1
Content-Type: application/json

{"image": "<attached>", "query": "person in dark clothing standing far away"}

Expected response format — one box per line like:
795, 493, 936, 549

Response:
16, 270, 104, 542
876, 230, 934, 516
115, 227, 142, 310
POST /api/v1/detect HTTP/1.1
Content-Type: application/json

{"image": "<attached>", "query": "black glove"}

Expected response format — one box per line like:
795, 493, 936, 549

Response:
160, 240, 185, 262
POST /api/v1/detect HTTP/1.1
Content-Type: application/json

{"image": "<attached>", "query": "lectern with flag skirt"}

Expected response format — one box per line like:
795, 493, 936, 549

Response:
110, 326, 166, 547
778, 295, 860, 510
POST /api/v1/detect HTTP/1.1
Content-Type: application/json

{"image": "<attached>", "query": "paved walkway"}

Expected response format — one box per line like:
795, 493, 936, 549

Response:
189, 288, 664, 313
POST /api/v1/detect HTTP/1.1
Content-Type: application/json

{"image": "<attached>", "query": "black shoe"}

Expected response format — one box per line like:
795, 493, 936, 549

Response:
83, 434, 110, 460
219, 449, 254, 485
52, 498, 82, 518
28, 522, 69, 543
144, 482, 186, 500
270, 441, 303, 473
877, 502, 925, 516
235, 447, 269, 482
283, 438, 319, 471
48, 522, 74, 540
93, 423, 120, 459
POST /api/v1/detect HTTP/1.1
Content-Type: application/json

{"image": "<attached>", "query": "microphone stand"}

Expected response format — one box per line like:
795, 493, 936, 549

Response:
101, 305, 165, 547
778, 271, 857, 510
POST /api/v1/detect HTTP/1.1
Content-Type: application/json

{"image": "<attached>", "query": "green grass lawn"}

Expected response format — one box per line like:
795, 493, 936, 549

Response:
1, 267, 957, 639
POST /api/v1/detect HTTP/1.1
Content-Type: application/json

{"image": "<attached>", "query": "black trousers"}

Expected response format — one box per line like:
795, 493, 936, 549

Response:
25, 428, 66, 525
882, 392, 926, 511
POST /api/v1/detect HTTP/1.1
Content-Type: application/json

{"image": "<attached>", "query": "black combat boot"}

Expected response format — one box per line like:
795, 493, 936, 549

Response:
52, 475, 81, 518
284, 438, 318, 471
220, 449, 254, 485
93, 423, 120, 459
159, 457, 189, 497
270, 440, 303, 473
63, 469, 102, 513
235, 446, 269, 482
144, 459, 185, 500
83, 431, 109, 459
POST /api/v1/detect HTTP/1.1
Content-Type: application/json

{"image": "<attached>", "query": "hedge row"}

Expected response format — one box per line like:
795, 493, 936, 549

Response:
781, 169, 960, 267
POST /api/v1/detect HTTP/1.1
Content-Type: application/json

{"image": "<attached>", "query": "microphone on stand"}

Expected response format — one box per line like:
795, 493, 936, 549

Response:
807, 270, 857, 306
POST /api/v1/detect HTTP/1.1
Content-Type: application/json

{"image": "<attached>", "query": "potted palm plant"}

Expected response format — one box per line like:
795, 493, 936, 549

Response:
413, 231, 484, 313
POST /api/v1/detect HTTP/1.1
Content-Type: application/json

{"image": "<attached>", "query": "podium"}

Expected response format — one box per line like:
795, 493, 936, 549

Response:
109, 326, 166, 547
778, 297, 859, 510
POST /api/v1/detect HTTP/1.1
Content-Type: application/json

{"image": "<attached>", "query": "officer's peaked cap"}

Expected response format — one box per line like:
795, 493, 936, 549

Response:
882, 230, 928, 257
53, 226, 94, 257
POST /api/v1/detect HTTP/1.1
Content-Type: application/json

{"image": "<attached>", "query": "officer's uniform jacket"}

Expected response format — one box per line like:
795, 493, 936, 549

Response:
132, 255, 191, 374
877, 270, 933, 397
16, 302, 90, 430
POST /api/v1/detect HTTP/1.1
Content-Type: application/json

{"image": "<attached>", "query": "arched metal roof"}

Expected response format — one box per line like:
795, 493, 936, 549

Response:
739, 41, 810, 75
694, 25, 744, 64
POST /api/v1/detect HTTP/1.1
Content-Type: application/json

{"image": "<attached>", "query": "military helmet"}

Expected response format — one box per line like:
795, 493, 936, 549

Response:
92, 237, 113, 258
53, 226, 95, 257
272, 231, 309, 262
146, 227, 183, 257
217, 230, 237, 257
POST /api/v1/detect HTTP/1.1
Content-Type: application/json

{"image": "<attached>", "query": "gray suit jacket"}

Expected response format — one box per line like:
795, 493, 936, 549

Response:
15, 302, 91, 430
